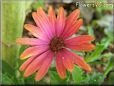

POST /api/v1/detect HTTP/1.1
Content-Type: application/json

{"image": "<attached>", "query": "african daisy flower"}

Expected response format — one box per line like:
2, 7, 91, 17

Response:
16, 6, 95, 81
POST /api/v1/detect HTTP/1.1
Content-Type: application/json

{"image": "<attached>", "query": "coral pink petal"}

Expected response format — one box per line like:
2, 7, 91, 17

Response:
20, 46, 49, 60
19, 56, 36, 71
66, 43, 95, 51
63, 50, 91, 72
48, 6, 56, 35
24, 24, 48, 41
56, 7, 66, 36
56, 51, 66, 79
37, 7, 51, 26
37, 8, 54, 37
61, 9, 80, 37
16, 38, 48, 46
24, 24, 40, 38
24, 50, 50, 77
61, 49, 74, 72
65, 35, 95, 45
35, 51, 54, 81
74, 54, 92, 72
32, 12, 53, 40
66, 9, 80, 27
63, 19, 83, 39
37, 7, 54, 38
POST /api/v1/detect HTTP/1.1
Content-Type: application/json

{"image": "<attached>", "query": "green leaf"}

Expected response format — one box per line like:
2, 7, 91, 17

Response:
19, 46, 29, 56
104, 72, 114, 84
72, 65, 83, 84
2, 73, 15, 85
104, 56, 114, 77
2, 60, 14, 76
0, 60, 22, 84
85, 44, 105, 62
102, 53, 113, 59
1, 59, 17, 84
32, 0, 44, 11
104, 28, 114, 42
49, 70, 70, 84
24, 74, 36, 84
82, 72, 104, 84
101, 38, 111, 49
87, 26, 94, 36
73, 50, 85, 56
2, 1, 32, 67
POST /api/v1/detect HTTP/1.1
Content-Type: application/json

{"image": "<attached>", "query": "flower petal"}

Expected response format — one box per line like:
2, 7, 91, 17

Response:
66, 9, 80, 27
65, 35, 95, 45
19, 56, 36, 71
24, 24, 40, 38
23, 50, 50, 77
16, 38, 48, 46
56, 51, 66, 79
32, 12, 53, 39
37, 8, 53, 36
66, 43, 95, 51
56, 7, 66, 36
48, 6, 56, 35
63, 19, 83, 39
61, 9, 80, 37
61, 49, 74, 72
37, 7, 50, 25
35, 51, 54, 81
74, 54, 92, 72
63, 50, 91, 72
24, 24, 48, 41
20, 46, 49, 60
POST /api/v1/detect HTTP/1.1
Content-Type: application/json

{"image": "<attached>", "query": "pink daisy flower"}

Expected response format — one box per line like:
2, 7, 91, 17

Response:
16, 6, 95, 81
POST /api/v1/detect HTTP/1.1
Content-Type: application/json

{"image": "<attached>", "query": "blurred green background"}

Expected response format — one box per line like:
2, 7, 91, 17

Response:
1, 0, 114, 85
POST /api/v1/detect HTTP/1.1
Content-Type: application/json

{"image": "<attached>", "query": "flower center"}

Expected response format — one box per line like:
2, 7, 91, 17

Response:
49, 37, 65, 52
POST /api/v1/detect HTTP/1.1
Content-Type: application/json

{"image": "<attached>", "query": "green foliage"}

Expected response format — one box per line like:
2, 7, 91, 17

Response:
104, 57, 114, 77
104, 72, 114, 85
2, 73, 15, 85
85, 44, 105, 62
2, 60, 14, 76
1, 60, 16, 84
19, 46, 29, 56
32, 0, 44, 11
2, 1, 33, 67
87, 26, 95, 36
49, 70, 70, 84
82, 72, 104, 85
104, 27, 114, 42
72, 65, 83, 84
